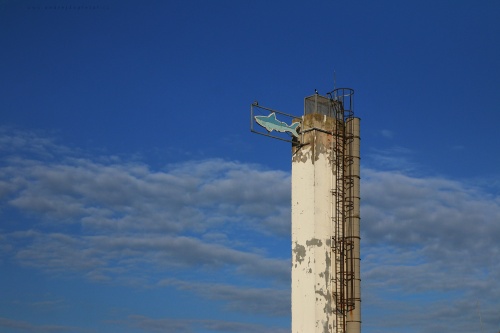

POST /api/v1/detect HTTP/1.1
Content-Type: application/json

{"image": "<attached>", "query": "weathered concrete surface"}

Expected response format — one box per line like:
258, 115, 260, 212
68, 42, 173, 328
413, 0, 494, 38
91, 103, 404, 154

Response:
291, 113, 336, 333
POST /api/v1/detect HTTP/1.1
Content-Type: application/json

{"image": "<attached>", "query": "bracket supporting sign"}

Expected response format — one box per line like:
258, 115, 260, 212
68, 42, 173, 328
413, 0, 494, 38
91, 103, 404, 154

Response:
250, 102, 301, 143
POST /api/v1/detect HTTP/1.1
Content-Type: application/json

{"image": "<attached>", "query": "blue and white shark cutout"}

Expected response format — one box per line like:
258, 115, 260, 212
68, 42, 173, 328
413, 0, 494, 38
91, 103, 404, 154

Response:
254, 113, 300, 138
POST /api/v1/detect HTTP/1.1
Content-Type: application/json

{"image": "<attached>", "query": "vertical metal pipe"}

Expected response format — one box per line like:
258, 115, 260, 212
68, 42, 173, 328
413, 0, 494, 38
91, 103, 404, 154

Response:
345, 117, 361, 333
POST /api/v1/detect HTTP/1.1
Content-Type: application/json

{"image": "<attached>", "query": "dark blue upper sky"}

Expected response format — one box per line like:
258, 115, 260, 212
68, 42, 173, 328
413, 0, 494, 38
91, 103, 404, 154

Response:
3, 0, 499, 174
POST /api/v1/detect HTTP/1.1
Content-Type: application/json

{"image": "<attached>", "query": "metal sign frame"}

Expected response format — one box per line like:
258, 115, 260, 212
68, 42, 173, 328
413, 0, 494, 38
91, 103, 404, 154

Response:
250, 102, 301, 143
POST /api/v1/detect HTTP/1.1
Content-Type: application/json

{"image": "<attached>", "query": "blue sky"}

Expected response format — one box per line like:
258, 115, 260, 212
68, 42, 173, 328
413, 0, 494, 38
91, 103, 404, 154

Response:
1, 0, 500, 332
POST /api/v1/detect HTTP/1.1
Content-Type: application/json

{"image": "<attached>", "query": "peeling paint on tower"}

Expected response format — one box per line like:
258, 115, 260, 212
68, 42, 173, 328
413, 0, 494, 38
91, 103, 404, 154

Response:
293, 242, 306, 265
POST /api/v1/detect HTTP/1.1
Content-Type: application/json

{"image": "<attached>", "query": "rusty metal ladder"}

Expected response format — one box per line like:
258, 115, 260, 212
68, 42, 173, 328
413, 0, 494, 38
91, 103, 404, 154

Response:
330, 98, 356, 333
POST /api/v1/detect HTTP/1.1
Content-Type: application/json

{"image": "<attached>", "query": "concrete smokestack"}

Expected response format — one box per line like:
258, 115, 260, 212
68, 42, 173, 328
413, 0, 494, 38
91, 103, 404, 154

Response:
291, 90, 360, 333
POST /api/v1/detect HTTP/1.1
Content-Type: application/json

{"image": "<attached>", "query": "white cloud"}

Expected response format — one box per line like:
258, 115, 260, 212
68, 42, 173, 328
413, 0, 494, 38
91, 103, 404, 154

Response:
380, 129, 394, 139
158, 279, 289, 316
3, 152, 290, 236
2, 129, 500, 333
0, 317, 89, 333
361, 167, 500, 333
0, 129, 291, 292
123, 315, 289, 333
365, 146, 417, 172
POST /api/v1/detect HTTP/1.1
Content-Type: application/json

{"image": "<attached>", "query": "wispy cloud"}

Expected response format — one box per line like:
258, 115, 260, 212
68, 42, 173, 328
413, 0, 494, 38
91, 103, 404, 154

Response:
361, 166, 500, 332
158, 279, 289, 316
365, 146, 418, 172
1, 129, 500, 333
121, 315, 290, 333
0, 317, 90, 333
380, 129, 394, 139
2, 156, 290, 284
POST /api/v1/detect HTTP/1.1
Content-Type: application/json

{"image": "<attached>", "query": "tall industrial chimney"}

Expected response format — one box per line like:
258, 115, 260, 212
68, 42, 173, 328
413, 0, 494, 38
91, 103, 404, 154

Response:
291, 89, 360, 333
250, 87, 361, 333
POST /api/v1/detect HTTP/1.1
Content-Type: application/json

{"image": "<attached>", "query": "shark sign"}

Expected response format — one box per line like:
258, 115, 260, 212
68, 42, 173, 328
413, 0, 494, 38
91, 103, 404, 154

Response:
254, 112, 300, 138
250, 102, 301, 143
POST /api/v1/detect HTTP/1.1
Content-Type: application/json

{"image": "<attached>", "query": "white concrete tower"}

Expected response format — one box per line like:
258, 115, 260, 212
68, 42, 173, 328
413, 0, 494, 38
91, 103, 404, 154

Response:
291, 90, 360, 333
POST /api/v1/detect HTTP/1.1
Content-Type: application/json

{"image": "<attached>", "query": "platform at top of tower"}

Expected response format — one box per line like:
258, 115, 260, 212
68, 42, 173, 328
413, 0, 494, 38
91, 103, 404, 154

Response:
304, 94, 344, 120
